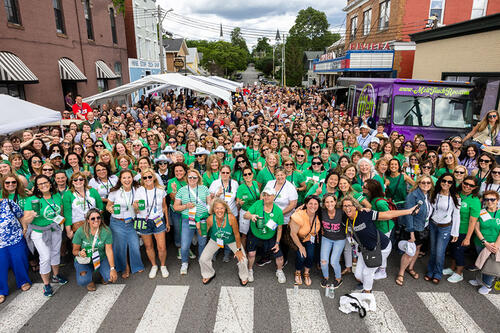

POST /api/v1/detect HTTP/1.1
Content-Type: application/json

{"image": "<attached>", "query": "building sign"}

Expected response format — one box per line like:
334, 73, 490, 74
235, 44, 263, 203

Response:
357, 83, 376, 116
349, 42, 391, 50
314, 58, 347, 72
319, 52, 337, 61
397, 86, 471, 97
174, 57, 185, 68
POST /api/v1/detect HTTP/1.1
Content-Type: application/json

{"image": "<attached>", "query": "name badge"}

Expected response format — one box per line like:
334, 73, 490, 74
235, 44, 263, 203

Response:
313, 176, 319, 182
309, 235, 315, 243
92, 251, 100, 270
480, 209, 490, 222
124, 217, 133, 224
353, 223, 366, 232
53, 215, 65, 225
224, 193, 232, 202
216, 238, 224, 248
154, 216, 163, 227
266, 219, 277, 230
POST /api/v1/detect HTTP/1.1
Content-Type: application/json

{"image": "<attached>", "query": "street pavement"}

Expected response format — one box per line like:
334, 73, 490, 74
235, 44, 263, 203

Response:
239, 64, 261, 86
1, 244, 499, 333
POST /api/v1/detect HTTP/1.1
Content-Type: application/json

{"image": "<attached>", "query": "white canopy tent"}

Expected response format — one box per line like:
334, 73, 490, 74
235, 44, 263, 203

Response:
209, 76, 243, 89
191, 76, 239, 92
0, 94, 62, 135
83, 73, 233, 109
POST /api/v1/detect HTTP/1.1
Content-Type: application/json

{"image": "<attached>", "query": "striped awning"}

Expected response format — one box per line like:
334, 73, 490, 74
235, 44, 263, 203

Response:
0, 52, 38, 83
58, 58, 87, 81
95, 60, 120, 79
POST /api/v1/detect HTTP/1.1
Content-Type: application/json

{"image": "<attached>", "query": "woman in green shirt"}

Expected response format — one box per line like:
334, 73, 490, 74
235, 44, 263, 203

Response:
256, 153, 279, 189
246, 134, 262, 168
203, 155, 221, 187
444, 176, 480, 283
471, 152, 494, 186
303, 157, 327, 193
306, 170, 339, 200
330, 140, 346, 165
25, 175, 67, 297
282, 157, 307, 204
386, 158, 414, 205
434, 152, 458, 179
236, 166, 260, 246
183, 139, 197, 166
167, 162, 188, 254
294, 148, 310, 173
344, 134, 363, 157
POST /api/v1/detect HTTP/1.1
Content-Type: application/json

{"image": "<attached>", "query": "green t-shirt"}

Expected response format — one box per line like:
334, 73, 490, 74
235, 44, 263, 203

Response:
459, 193, 481, 234
344, 146, 363, 157
236, 181, 260, 211
72, 226, 112, 261
323, 160, 337, 172
202, 171, 219, 187
287, 171, 307, 203
8, 192, 27, 210
246, 147, 261, 163
435, 167, 452, 178
305, 182, 338, 200
175, 185, 210, 221
474, 210, 500, 247
167, 178, 187, 207
386, 174, 407, 204
295, 161, 311, 173
371, 197, 393, 233
248, 200, 283, 240
25, 193, 63, 229
184, 153, 196, 166
256, 167, 275, 187
302, 170, 327, 184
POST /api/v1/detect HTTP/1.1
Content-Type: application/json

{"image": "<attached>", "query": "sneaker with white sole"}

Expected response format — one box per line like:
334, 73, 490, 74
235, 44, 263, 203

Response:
248, 269, 254, 282
447, 273, 463, 283
189, 249, 196, 259
468, 278, 482, 287
442, 268, 454, 276
373, 268, 387, 280
160, 266, 169, 278
149, 265, 158, 279
180, 263, 188, 275
177, 248, 181, 260
276, 270, 286, 284
478, 286, 492, 295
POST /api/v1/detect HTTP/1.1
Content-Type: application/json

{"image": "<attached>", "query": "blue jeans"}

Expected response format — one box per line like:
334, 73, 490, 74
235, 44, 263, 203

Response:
74, 257, 111, 286
475, 245, 496, 288
295, 241, 316, 270
449, 233, 468, 266
0, 240, 31, 296
110, 217, 144, 273
181, 218, 207, 264
320, 238, 346, 279
426, 223, 452, 280
169, 207, 182, 248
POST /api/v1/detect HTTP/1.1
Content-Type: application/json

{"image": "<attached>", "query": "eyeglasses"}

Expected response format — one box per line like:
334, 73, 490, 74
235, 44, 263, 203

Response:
420, 181, 432, 185
441, 179, 454, 185
37, 181, 50, 187
42, 168, 54, 172
243, 172, 253, 176
296, 154, 305, 157
74, 178, 85, 182
4, 181, 17, 185
89, 216, 102, 221
32, 160, 42, 164
488, 114, 497, 119
463, 182, 476, 187
312, 161, 322, 165
492, 171, 500, 175
429, 155, 437, 159
63, 142, 71, 146
188, 176, 198, 179
454, 170, 465, 175
410, 158, 418, 161
96, 168, 106, 173
221, 171, 230, 174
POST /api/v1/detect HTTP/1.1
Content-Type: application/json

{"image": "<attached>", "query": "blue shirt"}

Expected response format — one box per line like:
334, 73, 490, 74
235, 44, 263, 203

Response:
0, 199, 24, 248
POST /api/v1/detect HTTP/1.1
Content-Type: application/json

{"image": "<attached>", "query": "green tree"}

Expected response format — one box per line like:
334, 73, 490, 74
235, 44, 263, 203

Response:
230, 27, 249, 54
252, 37, 273, 58
186, 40, 247, 76
285, 37, 303, 87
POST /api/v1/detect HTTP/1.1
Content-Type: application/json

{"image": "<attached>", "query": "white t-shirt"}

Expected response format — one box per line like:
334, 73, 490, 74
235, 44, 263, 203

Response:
108, 188, 136, 219
135, 186, 166, 219
267, 180, 298, 224
88, 175, 118, 199
209, 178, 239, 216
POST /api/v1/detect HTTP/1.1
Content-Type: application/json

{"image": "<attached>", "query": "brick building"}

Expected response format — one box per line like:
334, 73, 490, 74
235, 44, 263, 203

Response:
0, 0, 129, 111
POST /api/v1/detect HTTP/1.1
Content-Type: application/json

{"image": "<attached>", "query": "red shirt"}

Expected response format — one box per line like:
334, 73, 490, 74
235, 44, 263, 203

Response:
72, 102, 92, 120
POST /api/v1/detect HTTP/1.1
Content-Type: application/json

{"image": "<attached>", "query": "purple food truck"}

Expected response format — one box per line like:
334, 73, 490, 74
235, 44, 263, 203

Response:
337, 78, 480, 146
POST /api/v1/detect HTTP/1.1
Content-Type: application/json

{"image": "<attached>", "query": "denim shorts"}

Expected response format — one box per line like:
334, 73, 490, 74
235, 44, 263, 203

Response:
246, 229, 283, 258
135, 217, 167, 235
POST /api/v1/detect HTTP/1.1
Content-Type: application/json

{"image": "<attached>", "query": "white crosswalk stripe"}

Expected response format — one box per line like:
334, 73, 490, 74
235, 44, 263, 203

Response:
0, 283, 60, 333
214, 286, 254, 333
286, 288, 330, 333
56, 284, 125, 333
417, 292, 484, 333
484, 294, 500, 311
135, 285, 189, 333
365, 291, 407, 333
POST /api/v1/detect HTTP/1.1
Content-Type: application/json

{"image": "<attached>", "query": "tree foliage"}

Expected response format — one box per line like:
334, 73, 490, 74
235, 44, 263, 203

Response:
186, 40, 248, 75
112, 0, 125, 14
230, 28, 249, 54
252, 37, 273, 58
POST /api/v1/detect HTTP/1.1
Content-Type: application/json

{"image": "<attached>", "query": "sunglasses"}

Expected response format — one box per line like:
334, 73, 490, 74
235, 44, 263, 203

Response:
479, 159, 491, 163
42, 168, 54, 171
441, 179, 454, 185
188, 176, 198, 179
32, 160, 42, 164
86, 155, 95, 159
74, 178, 85, 182
492, 170, 500, 175
221, 171, 230, 174
454, 170, 465, 174
484, 197, 498, 202
143, 175, 154, 180
312, 146, 320, 149
452, 140, 462, 144
488, 114, 497, 119
312, 162, 322, 165
420, 181, 432, 185
158, 162, 168, 165
4, 181, 17, 185
444, 156, 454, 160
95, 144, 104, 148
89, 216, 102, 221
296, 154, 305, 157
463, 182, 476, 187
284, 163, 294, 166
243, 172, 253, 176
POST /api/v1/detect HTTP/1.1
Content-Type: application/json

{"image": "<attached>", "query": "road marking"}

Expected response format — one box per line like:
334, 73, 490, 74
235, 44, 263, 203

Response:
365, 291, 407, 333
286, 288, 330, 333
417, 292, 483, 333
0, 283, 58, 333
484, 294, 500, 311
135, 285, 189, 333
214, 286, 254, 333
57, 284, 124, 333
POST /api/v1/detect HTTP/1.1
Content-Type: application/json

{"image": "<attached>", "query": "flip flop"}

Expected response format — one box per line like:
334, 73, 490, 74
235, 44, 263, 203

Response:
0, 295, 5, 304
202, 273, 216, 285
21, 283, 31, 292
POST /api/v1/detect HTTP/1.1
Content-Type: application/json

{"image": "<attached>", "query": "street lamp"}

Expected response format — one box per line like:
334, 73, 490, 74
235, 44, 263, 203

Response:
158, 7, 173, 73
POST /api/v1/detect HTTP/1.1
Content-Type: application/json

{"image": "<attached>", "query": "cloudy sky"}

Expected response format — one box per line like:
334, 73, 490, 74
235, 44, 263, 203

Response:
157, 0, 347, 48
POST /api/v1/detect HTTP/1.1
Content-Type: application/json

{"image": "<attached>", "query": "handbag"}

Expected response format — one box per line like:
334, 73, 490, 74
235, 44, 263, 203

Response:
481, 253, 500, 278
75, 230, 99, 265
352, 230, 382, 268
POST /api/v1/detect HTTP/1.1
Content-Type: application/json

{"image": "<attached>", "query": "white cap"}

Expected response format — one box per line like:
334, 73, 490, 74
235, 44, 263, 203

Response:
398, 240, 416, 257
213, 146, 227, 154
262, 185, 276, 196
50, 153, 62, 159
360, 124, 370, 130
154, 154, 169, 163
194, 147, 210, 156
233, 142, 246, 150
161, 146, 175, 154
370, 137, 380, 144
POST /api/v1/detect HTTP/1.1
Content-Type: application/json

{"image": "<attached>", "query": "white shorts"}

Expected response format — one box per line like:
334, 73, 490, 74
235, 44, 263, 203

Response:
239, 209, 250, 235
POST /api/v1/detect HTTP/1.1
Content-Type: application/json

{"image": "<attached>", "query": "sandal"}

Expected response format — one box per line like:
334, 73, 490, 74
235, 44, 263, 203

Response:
341, 267, 352, 275
202, 273, 216, 285
395, 275, 404, 286
303, 272, 312, 286
87, 282, 96, 292
0, 295, 5, 304
121, 271, 130, 279
424, 275, 432, 282
21, 283, 31, 292
432, 278, 440, 285
239, 279, 248, 286
406, 269, 419, 280
294, 271, 302, 285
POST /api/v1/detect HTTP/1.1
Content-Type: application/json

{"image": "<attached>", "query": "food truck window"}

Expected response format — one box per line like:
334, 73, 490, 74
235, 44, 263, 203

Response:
393, 96, 431, 127
434, 97, 473, 128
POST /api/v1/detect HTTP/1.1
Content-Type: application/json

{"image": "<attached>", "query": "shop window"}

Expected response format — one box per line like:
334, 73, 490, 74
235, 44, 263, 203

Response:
363, 9, 372, 35
114, 62, 122, 86
110, 7, 117, 44
434, 97, 473, 128
429, 0, 445, 24
350, 16, 358, 40
83, 0, 94, 40
53, 0, 65, 34
0, 83, 25, 99
393, 95, 431, 127
379, 0, 390, 30
97, 79, 108, 93
4, 0, 21, 25
471, 0, 488, 19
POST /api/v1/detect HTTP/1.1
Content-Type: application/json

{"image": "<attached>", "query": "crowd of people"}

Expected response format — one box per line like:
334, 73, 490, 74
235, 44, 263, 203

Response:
0, 86, 499, 305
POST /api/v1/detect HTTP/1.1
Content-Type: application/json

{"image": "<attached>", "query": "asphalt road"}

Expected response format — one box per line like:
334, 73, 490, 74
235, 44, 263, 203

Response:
240, 64, 261, 86
2, 242, 499, 333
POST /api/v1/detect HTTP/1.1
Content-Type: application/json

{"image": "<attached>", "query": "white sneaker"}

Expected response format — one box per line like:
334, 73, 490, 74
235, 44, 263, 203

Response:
373, 268, 387, 280
160, 266, 169, 278
447, 273, 463, 283
442, 268, 454, 276
149, 265, 158, 279
180, 263, 188, 275
478, 286, 492, 295
468, 278, 481, 287
248, 269, 254, 282
276, 269, 286, 284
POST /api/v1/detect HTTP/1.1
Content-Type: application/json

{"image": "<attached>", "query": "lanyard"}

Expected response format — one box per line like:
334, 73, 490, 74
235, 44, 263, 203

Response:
274, 181, 286, 201
262, 204, 273, 223
345, 211, 358, 236
75, 189, 92, 210
267, 166, 275, 180
486, 183, 500, 193
120, 188, 134, 210
146, 188, 157, 218
188, 186, 198, 203
246, 182, 258, 200
489, 209, 499, 220
222, 179, 232, 196
214, 213, 229, 233
435, 194, 451, 217
98, 178, 114, 195
43, 196, 58, 214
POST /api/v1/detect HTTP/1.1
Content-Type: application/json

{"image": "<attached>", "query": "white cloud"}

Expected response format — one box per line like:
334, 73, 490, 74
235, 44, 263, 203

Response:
156, 0, 347, 48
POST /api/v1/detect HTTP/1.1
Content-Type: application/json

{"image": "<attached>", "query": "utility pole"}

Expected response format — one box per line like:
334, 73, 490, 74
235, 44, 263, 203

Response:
272, 47, 275, 80
281, 33, 286, 86
157, 6, 173, 73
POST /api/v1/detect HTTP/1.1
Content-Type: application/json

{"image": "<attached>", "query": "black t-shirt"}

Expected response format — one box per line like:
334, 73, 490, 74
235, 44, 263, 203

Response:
321, 208, 346, 241
347, 210, 390, 251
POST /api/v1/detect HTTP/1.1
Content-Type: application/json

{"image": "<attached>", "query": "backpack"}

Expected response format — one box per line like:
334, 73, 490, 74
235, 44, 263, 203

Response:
375, 198, 398, 230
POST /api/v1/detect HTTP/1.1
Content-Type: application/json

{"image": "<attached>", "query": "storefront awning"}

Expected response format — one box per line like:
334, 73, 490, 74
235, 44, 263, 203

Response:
59, 58, 87, 81
319, 86, 347, 92
95, 60, 120, 79
0, 51, 38, 83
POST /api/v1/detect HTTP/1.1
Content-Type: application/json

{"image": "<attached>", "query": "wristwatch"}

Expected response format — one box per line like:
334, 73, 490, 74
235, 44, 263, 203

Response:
481, 239, 486, 244
110, 266, 116, 270
236, 248, 242, 252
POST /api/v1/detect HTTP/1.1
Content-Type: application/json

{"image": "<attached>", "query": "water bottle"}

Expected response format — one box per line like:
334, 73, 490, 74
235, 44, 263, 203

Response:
328, 285, 335, 299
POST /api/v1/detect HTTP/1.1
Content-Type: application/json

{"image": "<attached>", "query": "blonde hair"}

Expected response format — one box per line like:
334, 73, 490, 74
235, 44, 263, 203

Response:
477, 110, 500, 133
69, 171, 89, 192
140, 168, 164, 189
209, 197, 230, 215
187, 168, 203, 185
98, 150, 117, 173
